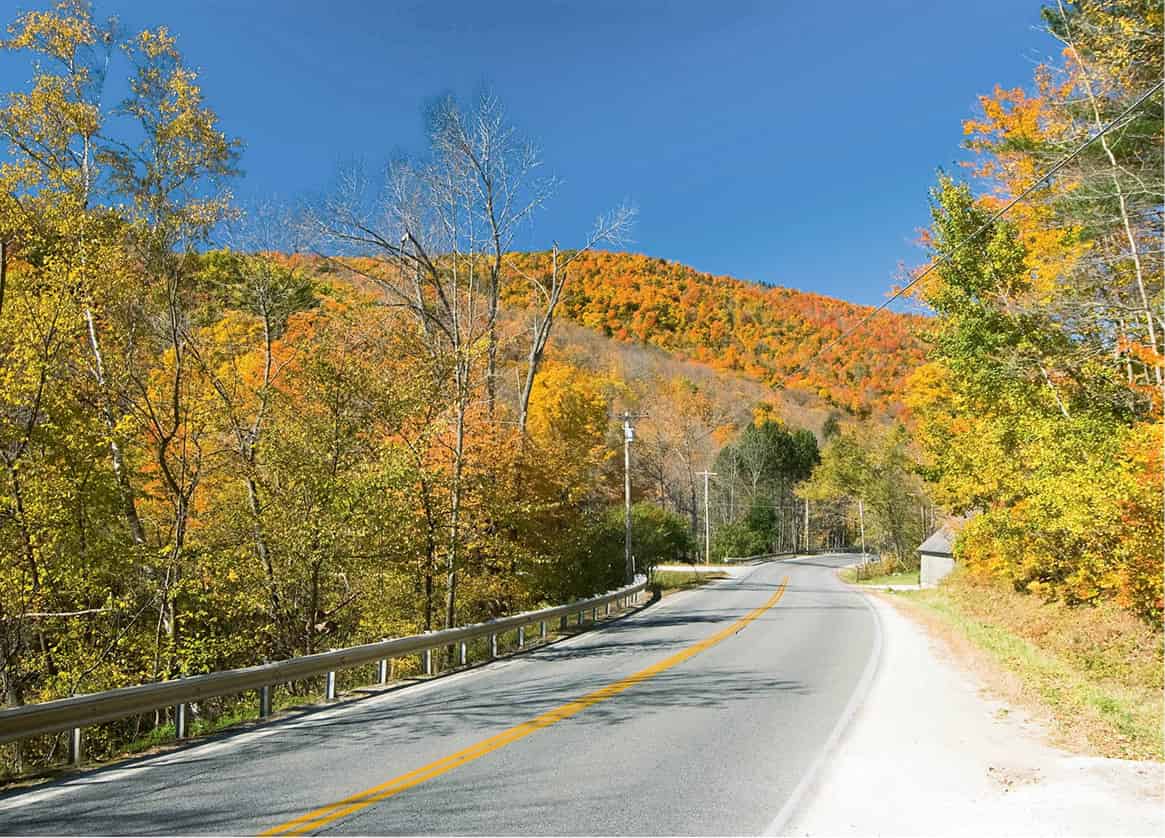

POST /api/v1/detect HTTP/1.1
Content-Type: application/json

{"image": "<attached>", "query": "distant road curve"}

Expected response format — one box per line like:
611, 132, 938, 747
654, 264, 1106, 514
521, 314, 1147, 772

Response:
0, 555, 879, 836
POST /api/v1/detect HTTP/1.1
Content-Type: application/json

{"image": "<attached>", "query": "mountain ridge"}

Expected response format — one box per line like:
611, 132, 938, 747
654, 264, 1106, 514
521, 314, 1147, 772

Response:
502, 249, 926, 416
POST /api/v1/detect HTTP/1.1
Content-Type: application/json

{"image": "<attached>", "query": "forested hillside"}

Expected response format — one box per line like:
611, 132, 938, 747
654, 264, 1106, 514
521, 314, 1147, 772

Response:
0, 1, 840, 775
3, 0, 1156, 785
503, 251, 926, 417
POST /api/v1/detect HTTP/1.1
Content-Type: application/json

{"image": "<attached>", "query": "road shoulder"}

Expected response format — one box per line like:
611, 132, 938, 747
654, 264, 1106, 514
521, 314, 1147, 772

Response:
785, 589, 1164, 837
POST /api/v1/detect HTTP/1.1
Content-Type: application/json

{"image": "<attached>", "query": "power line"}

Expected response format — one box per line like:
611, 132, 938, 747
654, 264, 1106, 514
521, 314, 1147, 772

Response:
802, 79, 1164, 367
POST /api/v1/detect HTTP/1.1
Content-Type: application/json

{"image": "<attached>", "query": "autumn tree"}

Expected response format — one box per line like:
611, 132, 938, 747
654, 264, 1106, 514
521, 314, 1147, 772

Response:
907, 0, 1162, 621
100, 25, 241, 679
0, 1, 149, 547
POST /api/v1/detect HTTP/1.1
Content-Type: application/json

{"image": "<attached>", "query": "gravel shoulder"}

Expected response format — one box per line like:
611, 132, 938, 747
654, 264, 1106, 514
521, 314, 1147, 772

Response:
787, 589, 1164, 837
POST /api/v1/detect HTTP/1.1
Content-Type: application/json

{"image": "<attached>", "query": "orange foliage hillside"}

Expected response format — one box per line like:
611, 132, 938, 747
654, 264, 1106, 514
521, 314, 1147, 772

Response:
503, 251, 926, 416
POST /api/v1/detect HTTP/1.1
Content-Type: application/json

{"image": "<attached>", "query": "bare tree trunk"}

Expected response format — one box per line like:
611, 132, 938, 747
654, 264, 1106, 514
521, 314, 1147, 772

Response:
247, 309, 280, 642
517, 324, 545, 433
1053, 0, 1162, 386
517, 247, 559, 434
162, 503, 186, 678
246, 476, 280, 614
3, 462, 59, 683
516, 214, 633, 432
307, 560, 322, 655
486, 240, 502, 417
416, 473, 438, 632
84, 308, 147, 545
0, 239, 7, 320
0, 634, 25, 772
1117, 316, 1135, 384
446, 370, 468, 631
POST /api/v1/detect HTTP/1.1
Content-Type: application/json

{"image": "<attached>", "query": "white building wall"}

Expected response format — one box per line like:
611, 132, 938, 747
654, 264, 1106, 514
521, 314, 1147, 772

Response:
920, 552, 955, 587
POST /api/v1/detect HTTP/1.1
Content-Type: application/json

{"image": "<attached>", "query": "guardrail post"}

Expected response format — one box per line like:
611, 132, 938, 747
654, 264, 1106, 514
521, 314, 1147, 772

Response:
71, 727, 83, 766
559, 615, 567, 631
0, 582, 647, 748
174, 703, 188, 740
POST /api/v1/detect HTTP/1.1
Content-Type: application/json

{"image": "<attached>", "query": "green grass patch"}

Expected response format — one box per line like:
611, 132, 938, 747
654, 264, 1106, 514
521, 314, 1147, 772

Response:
840, 567, 919, 586
121, 721, 177, 757
651, 570, 728, 594
120, 702, 259, 757
898, 571, 1163, 761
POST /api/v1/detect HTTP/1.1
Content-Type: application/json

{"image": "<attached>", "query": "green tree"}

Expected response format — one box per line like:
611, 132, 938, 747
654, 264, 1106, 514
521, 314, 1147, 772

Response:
799, 424, 926, 566
710, 521, 767, 562
712, 419, 818, 552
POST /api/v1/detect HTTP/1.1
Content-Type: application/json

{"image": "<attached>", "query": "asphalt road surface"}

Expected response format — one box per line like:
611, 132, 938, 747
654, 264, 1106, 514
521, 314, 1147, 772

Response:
0, 555, 880, 836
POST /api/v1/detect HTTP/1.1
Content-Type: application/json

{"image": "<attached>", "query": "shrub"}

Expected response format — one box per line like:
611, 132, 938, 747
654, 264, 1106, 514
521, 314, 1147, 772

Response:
711, 521, 768, 561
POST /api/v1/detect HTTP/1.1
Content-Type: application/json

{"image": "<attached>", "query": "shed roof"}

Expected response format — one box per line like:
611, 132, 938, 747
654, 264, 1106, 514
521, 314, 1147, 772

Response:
918, 526, 954, 556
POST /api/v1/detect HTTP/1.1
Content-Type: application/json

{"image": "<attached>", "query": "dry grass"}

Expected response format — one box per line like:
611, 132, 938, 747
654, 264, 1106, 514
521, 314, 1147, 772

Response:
890, 570, 1163, 761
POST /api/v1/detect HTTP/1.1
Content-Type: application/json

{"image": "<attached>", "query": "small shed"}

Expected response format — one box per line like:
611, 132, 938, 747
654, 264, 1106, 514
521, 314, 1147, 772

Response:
918, 525, 956, 587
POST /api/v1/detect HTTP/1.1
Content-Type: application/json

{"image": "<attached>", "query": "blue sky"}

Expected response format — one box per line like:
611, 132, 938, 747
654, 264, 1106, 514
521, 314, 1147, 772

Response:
1, 1, 1056, 306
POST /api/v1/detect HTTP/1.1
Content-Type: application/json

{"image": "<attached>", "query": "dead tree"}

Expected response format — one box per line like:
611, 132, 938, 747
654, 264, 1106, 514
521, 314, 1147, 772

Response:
512, 206, 636, 432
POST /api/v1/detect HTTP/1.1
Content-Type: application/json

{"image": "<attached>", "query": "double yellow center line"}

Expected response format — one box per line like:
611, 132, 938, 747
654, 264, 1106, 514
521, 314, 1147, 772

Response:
262, 576, 789, 835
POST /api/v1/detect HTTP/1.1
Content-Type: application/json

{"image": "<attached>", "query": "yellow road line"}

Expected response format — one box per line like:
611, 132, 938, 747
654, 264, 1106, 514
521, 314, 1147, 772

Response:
261, 576, 789, 836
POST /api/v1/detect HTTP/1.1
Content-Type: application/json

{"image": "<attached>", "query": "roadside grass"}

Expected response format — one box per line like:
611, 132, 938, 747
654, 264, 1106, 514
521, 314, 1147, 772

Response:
119, 689, 328, 758
121, 721, 179, 757
839, 567, 919, 586
891, 571, 1163, 761
651, 570, 728, 595
121, 702, 259, 757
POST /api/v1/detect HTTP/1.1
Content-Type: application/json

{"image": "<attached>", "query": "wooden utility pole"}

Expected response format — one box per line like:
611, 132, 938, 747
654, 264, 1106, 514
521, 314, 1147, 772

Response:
858, 498, 866, 558
621, 412, 647, 583
696, 470, 717, 564
804, 497, 810, 554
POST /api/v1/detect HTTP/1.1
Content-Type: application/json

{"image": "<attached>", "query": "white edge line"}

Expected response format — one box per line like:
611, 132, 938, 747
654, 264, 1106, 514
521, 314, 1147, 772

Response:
0, 570, 759, 815
762, 561, 887, 836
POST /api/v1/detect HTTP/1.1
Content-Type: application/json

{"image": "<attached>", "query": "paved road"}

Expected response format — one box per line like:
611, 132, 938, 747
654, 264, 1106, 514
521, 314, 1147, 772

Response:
0, 555, 879, 836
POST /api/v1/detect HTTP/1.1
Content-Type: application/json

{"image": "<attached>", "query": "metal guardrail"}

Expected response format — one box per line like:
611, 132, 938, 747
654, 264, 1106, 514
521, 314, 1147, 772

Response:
0, 576, 648, 758
721, 551, 795, 564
